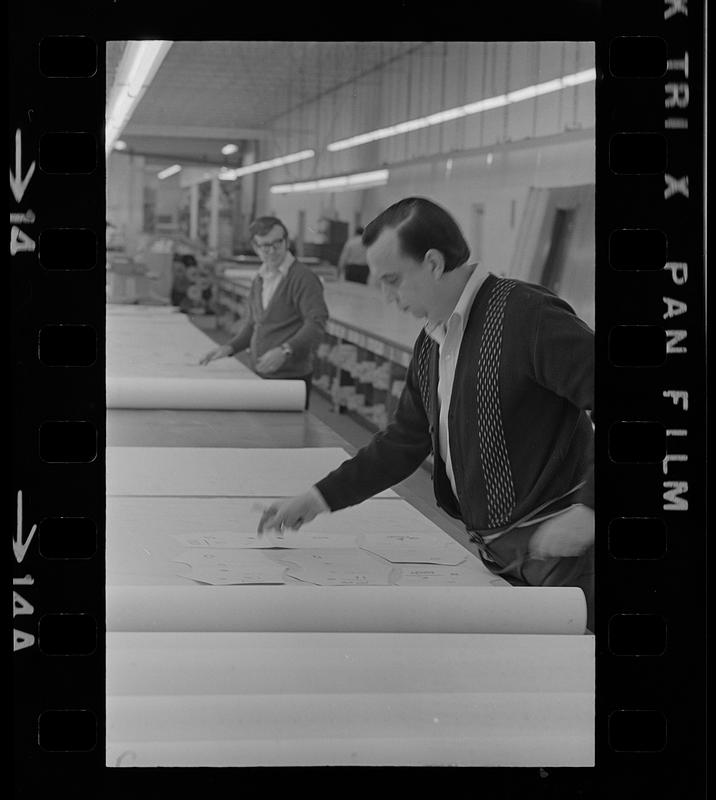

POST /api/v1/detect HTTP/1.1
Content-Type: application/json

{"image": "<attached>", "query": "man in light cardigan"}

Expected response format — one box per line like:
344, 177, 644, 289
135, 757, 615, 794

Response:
200, 216, 328, 409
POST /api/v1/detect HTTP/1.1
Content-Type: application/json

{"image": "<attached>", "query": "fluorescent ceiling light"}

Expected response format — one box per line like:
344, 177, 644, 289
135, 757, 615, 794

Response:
221, 149, 315, 180
157, 164, 182, 179
105, 40, 173, 156
327, 67, 597, 152
345, 169, 390, 186
221, 143, 239, 155
271, 169, 389, 195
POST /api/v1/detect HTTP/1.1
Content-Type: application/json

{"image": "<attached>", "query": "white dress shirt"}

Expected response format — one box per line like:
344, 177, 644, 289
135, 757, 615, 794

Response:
426, 265, 488, 498
259, 252, 295, 309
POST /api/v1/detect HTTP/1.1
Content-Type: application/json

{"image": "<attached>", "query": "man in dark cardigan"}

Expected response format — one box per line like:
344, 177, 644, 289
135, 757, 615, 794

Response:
258, 198, 595, 629
200, 216, 328, 408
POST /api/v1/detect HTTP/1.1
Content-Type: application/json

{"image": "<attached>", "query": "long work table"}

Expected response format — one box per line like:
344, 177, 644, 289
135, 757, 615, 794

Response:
105, 302, 594, 768
220, 269, 422, 359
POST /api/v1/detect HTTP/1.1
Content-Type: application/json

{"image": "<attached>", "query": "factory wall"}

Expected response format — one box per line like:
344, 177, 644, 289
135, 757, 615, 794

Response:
263, 41, 595, 321
270, 134, 594, 268
106, 151, 146, 256
107, 41, 595, 318
269, 133, 595, 326
266, 41, 594, 181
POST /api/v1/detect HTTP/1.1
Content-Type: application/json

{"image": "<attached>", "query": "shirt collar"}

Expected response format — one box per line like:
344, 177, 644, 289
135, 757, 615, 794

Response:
424, 319, 446, 345
259, 251, 294, 279
425, 263, 487, 344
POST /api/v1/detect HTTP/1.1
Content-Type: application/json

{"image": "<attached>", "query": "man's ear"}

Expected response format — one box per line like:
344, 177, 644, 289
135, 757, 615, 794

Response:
424, 248, 446, 281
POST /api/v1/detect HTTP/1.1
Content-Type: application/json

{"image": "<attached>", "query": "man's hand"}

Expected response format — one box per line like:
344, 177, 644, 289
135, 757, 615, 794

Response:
199, 343, 233, 365
255, 346, 287, 374
257, 488, 329, 534
528, 504, 594, 560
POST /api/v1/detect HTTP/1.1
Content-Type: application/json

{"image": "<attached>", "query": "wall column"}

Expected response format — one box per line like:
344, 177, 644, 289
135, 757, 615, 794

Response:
189, 183, 199, 240
209, 176, 220, 252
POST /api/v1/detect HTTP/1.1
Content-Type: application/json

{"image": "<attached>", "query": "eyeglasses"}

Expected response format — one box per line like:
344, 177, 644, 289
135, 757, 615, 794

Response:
254, 236, 286, 252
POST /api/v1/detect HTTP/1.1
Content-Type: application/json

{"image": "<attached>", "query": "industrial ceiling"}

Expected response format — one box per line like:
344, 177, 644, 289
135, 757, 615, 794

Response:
107, 41, 421, 169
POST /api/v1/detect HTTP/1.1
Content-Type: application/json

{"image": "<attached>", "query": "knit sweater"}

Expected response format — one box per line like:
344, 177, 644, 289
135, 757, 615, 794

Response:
315, 274, 594, 536
227, 260, 329, 379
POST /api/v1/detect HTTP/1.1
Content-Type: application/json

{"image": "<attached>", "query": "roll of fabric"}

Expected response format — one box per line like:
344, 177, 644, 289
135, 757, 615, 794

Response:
107, 376, 305, 411
107, 584, 587, 635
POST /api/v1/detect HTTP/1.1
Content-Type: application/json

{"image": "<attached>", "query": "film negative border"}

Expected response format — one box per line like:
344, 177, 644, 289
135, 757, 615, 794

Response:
9, 1, 707, 797
10, 20, 106, 797
597, 0, 706, 791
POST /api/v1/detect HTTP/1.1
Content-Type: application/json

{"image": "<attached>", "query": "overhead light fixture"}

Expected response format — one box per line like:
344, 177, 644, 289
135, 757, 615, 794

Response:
271, 169, 389, 195
220, 149, 315, 181
113, 139, 128, 151
327, 67, 597, 152
105, 40, 173, 156
221, 143, 239, 155
157, 164, 182, 180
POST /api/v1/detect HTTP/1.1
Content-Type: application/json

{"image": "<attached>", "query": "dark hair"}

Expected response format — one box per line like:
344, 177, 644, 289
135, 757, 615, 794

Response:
249, 216, 288, 240
362, 197, 470, 272
355, 225, 364, 236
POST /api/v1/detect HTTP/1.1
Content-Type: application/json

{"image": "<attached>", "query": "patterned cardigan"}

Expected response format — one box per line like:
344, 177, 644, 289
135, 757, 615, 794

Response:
315, 274, 594, 537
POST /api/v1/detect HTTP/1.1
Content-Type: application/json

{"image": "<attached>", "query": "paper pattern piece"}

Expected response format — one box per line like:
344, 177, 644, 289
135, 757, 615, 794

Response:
173, 549, 287, 585
393, 564, 502, 586
107, 376, 305, 411
172, 533, 271, 549
172, 531, 358, 550
281, 549, 396, 586
359, 533, 468, 565
107, 494, 501, 588
175, 567, 285, 586
173, 548, 281, 567
106, 446, 398, 498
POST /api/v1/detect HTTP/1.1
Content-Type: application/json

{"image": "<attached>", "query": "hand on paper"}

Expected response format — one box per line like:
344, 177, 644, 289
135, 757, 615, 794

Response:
199, 344, 233, 365
528, 504, 594, 560
258, 488, 329, 534
255, 346, 287, 374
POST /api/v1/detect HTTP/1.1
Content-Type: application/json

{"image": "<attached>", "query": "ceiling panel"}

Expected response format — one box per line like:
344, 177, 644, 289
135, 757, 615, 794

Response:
108, 41, 421, 156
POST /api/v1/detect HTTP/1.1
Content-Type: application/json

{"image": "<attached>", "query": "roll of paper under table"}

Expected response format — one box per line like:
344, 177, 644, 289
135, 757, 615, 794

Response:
106, 585, 587, 635
106, 376, 305, 411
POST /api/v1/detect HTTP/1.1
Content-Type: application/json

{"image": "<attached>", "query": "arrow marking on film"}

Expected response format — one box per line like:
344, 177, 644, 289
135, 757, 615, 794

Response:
14, 490, 37, 565
10, 129, 36, 204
